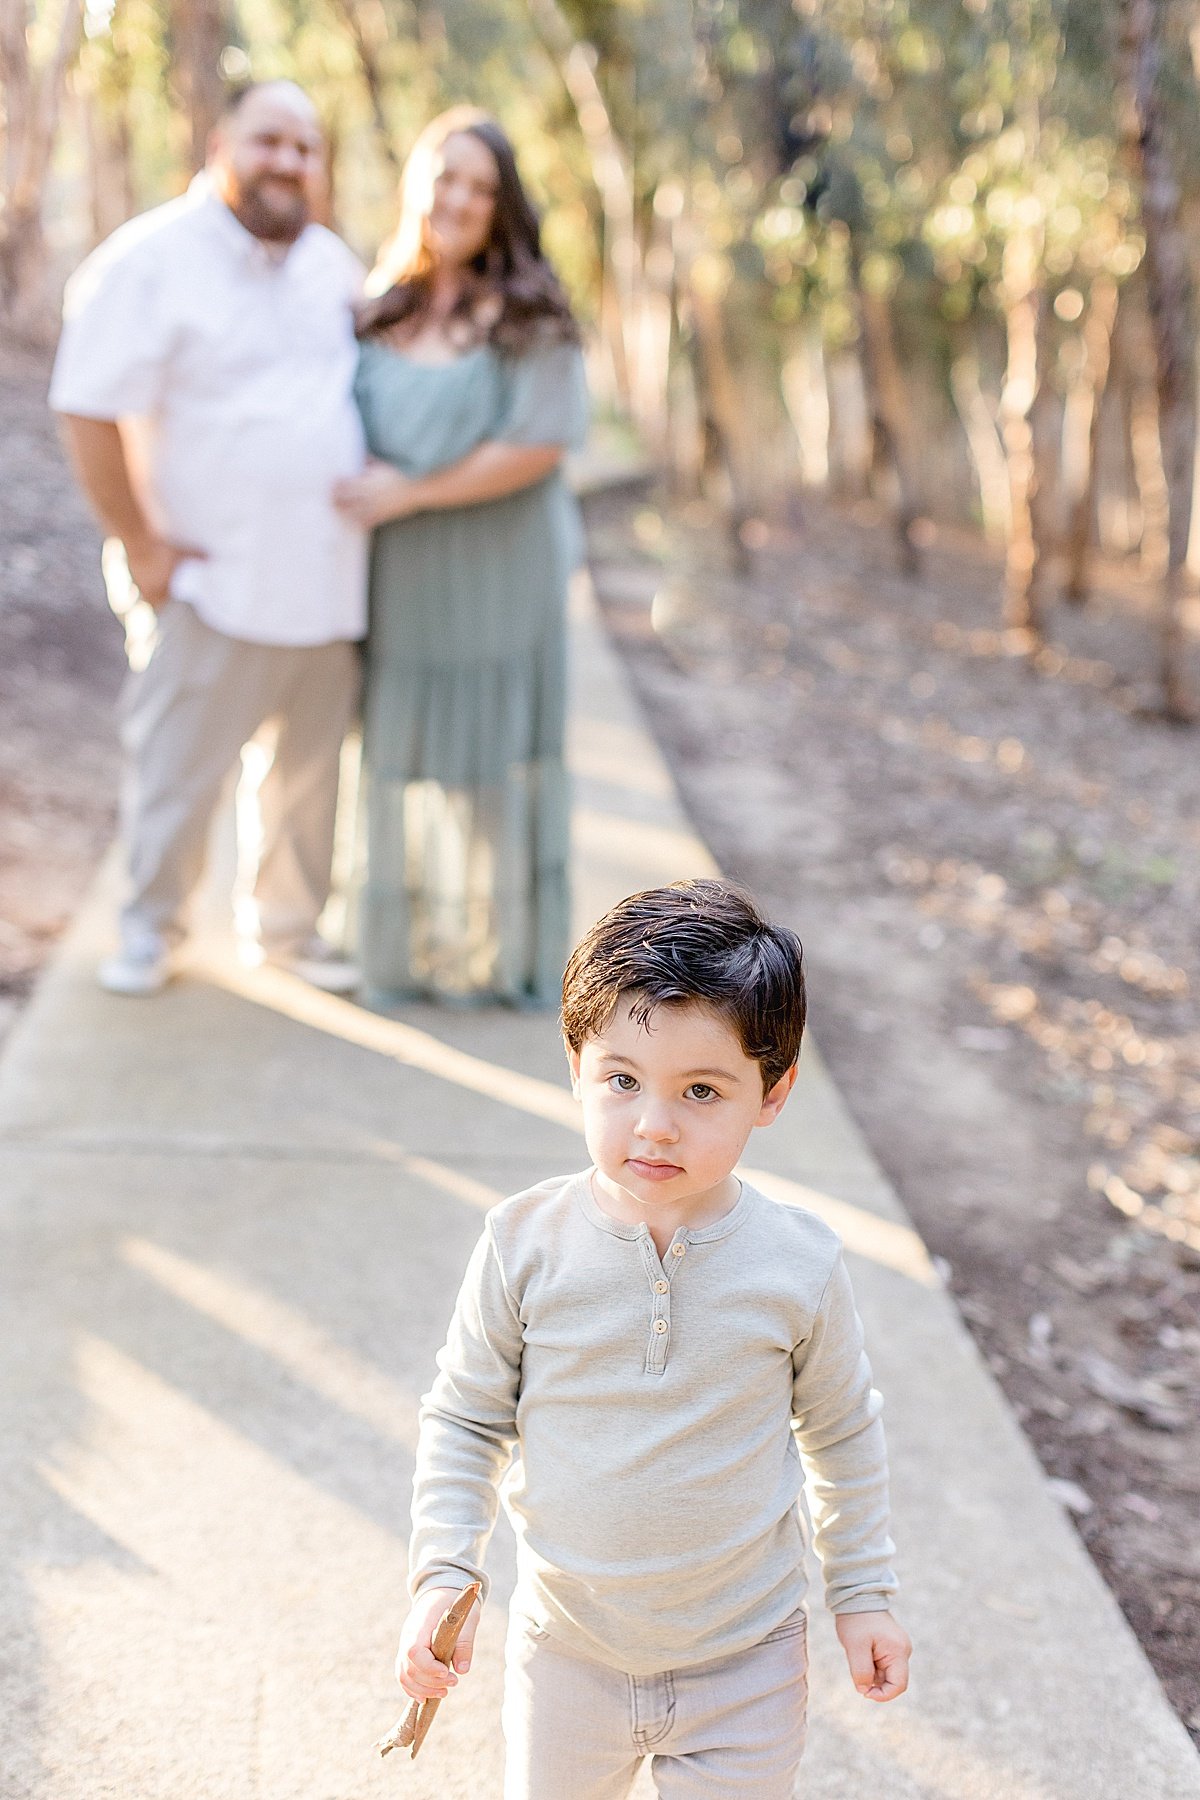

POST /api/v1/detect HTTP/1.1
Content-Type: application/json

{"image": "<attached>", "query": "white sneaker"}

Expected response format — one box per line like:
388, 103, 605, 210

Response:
264, 935, 360, 996
97, 940, 173, 997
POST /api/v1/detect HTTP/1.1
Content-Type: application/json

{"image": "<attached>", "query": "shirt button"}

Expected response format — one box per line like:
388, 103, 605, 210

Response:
671, 1243, 685, 1257
654, 1280, 668, 1294
653, 1318, 668, 1333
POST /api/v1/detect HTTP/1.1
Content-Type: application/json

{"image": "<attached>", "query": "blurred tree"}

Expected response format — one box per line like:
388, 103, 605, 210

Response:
171, 0, 226, 170
1119, 0, 1196, 717
1, 0, 83, 336
1061, 270, 1118, 602
9, 0, 1200, 703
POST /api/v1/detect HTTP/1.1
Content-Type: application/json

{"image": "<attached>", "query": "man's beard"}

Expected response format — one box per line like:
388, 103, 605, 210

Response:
230, 176, 309, 243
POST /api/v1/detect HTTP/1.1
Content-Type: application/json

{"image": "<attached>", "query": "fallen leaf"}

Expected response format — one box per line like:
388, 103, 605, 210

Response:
1052, 1254, 1110, 1295
981, 1593, 1040, 1621
1047, 1476, 1093, 1515
1078, 1352, 1189, 1430
1121, 1492, 1162, 1522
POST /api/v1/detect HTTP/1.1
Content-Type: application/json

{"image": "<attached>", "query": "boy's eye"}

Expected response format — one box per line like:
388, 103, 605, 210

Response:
608, 1073, 638, 1093
687, 1083, 717, 1101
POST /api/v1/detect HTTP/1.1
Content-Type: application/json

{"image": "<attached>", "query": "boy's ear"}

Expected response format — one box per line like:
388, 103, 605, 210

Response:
756, 1062, 798, 1126
564, 1039, 582, 1097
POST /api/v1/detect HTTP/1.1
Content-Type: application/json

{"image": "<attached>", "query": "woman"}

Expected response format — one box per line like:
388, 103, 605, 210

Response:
336, 108, 587, 1007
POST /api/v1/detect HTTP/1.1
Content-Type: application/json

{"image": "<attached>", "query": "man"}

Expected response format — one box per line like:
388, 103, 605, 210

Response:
51, 81, 366, 996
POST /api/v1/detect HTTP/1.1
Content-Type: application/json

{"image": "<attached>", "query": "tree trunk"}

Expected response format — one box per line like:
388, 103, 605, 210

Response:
1063, 275, 1119, 603
1120, 0, 1197, 718
999, 228, 1048, 637
172, 0, 225, 174
1105, 352, 1142, 553
1121, 282, 1170, 576
327, 0, 401, 175
949, 347, 1011, 544
781, 320, 831, 488
664, 278, 703, 499
848, 232, 923, 574
685, 278, 755, 568
0, 0, 83, 337
521, 0, 640, 418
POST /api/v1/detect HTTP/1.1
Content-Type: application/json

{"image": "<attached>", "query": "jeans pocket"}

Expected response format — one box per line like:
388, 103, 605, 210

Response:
760, 1608, 809, 1646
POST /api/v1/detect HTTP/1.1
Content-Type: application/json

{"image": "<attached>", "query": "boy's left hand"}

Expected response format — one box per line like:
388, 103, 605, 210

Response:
835, 1610, 911, 1702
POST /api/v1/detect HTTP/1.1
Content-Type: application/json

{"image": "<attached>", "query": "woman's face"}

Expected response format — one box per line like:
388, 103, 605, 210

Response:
425, 131, 500, 268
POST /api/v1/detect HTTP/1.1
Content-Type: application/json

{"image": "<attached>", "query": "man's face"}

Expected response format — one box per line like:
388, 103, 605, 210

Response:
210, 85, 325, 243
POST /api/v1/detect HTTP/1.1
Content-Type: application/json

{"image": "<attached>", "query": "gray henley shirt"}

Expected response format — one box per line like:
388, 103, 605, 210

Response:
409, 1169, 897, 1675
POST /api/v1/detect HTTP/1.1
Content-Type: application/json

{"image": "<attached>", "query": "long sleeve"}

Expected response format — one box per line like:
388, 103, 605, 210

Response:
791, 1252, 898, 1614
408, 1222, 524, 1601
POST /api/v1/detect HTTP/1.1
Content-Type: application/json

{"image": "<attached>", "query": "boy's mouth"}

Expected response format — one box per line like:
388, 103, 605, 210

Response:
626, 1158, 684, 1182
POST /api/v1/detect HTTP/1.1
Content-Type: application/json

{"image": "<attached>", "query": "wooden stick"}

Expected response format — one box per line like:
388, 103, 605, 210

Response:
376, 1583, 481, 1761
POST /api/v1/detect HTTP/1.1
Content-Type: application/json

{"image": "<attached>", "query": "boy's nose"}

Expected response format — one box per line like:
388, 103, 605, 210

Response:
635, 1107, 679, 1144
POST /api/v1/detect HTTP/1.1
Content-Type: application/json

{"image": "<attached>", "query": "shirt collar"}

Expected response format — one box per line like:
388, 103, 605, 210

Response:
187, 170, 311, 269
575, 1168, 755, 1245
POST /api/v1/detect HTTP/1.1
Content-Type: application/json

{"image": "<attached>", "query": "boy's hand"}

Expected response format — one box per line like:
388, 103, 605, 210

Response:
396, 1586, 481, 1702
835, 1610, 911, 1702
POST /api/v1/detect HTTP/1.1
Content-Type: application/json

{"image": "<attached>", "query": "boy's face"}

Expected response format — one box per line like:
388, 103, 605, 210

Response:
567, 999, 796, 1224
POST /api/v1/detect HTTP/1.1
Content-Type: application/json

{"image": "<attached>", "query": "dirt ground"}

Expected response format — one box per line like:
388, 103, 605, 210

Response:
2, 345, 1198, 1747
585, 484, 1200, 1749
0, 345, 124, 1045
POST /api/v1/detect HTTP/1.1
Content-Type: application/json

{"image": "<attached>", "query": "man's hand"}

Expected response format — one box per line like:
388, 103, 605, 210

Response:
57, 417, 205, 608
333, 458, 416, 528
124, 534, 205, 609
395, 1586, 481, 1703
835, 1609, 911, 1702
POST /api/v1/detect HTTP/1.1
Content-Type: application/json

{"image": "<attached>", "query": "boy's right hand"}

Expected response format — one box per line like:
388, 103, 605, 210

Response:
396, 1586, 481, 1702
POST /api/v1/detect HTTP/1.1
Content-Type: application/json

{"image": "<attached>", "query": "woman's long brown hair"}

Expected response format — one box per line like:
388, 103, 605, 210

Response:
357, 107, 579, 354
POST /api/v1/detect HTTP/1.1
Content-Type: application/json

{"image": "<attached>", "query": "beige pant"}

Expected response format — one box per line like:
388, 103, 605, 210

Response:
118, 602, 360, 953
501, 1610, 808, 1800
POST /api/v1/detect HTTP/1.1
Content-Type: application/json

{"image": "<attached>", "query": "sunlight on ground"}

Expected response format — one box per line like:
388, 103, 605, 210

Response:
121, 1237, 420, 1448
201, 959, 582, 1132
571, 806, 715, 883
31, 1334, 410, 1795
567, 715, 677, 799
40, 1334, 405, 1565
392, 1153, 503, 1211
811, 1683, 1059, 1800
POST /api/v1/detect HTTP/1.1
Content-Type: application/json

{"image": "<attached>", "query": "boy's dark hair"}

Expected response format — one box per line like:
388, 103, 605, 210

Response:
561, 880, 806, 1092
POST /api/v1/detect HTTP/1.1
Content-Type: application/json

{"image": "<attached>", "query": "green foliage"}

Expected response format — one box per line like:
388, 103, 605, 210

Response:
39, 0, 1200, 519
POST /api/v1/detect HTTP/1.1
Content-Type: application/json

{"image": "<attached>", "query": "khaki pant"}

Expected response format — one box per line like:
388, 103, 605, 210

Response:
501, 1610, 808, 1800
118, 602, 360, 953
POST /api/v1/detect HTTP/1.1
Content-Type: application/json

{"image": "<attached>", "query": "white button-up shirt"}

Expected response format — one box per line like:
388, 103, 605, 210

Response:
50, 179, 368, 647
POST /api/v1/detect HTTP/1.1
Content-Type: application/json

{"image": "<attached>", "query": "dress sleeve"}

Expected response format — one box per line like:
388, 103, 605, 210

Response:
49, 236, 170, 420
496, 338, 589, 452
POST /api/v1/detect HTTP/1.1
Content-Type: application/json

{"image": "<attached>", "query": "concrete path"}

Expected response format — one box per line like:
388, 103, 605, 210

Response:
1, 578, 1197, 1800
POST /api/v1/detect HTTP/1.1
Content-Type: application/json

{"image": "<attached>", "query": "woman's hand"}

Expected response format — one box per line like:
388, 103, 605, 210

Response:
333, 459, 419, 528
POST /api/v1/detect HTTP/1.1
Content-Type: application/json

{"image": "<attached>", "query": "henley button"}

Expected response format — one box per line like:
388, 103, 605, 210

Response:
671, 1243, 685, 1257
654, 1280, 668, 1294
653, 1318, 668, 1333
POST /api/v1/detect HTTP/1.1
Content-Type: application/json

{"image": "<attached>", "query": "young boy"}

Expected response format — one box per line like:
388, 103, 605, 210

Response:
397, 879, 910, 1797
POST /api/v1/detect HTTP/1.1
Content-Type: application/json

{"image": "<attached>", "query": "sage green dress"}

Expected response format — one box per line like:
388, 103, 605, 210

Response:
354, 334, 589, 1006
